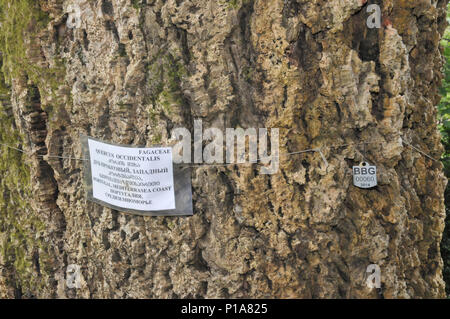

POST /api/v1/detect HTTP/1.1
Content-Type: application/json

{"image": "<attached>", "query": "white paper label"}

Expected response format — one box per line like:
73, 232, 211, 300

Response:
353, 164, 377, 189
88, 138, 176, 211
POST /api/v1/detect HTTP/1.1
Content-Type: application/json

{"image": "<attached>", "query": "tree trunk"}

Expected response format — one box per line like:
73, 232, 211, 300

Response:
0, 0, 448, 298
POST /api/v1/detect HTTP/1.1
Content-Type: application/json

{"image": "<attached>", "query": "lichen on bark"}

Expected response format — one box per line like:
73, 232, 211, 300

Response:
0, 0, 448, 298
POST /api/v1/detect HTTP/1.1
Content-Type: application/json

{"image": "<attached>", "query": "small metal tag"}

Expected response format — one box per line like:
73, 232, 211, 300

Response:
353, 162, 377, 189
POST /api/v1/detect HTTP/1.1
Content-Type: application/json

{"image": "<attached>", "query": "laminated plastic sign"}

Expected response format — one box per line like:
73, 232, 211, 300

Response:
353, 162, 377, 189
81, 135, 193, 216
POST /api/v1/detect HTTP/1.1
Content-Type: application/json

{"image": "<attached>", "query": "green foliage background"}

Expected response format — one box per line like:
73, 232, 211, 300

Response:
439, 4, 450, 297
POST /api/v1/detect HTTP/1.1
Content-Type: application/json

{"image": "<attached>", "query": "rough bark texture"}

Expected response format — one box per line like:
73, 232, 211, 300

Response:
0, 0, 448, 298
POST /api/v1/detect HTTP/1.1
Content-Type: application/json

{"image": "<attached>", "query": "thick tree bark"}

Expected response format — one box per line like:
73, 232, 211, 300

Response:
0, 0, 448, 298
